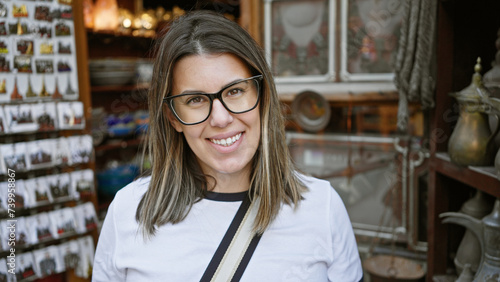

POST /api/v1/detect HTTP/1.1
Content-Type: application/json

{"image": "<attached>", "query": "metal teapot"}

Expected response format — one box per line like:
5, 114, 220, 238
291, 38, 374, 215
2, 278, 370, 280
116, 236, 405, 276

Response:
448, 58, 500, 166
441, 199, 500, 281
482, 95, 500, 179
454, 191, 494, 275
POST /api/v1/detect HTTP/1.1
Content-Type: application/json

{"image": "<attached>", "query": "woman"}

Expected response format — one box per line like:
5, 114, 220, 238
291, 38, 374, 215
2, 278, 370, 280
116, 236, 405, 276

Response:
93, 10, 363, 282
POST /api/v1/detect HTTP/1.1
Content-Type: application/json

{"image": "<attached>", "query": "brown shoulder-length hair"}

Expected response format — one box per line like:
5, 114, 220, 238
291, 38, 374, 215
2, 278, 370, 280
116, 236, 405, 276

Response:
136, 10, 306, 238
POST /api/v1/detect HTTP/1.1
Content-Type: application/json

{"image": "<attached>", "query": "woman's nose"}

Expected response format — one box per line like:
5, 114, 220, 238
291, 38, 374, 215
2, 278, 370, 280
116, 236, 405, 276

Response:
209, 99, 233, 128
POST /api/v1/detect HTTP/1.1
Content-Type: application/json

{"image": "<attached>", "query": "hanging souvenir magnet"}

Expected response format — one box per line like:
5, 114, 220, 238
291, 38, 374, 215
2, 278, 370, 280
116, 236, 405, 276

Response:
57, 61, 70, 72
0, 22, 6, 36
39, 75, 50, 97
12, 4, 28, 18
35, 6, 52, 22
10, 76, 22, 100
65, 73, 76, 95
25, 75, 36, 98
61, 7, 73, 19
55, 22, 70, 36
58, 42, 70, 54
0, 2, 7, 18
0, 40, 8, 54
35, 59, 54, 73
0, 56, 9, 72
10, 20, 29, 35
14, 55, 32, 73
40, 41, 54, 55
17, 40, 34, 55
52, 76, 62, 99
0, 79, 6, 94
39, 26, 52, 38
58, 0, 73, 5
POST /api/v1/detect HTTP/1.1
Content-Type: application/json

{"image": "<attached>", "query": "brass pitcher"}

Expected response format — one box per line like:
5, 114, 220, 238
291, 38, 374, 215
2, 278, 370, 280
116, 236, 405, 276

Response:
482, 96, 500, 179
454, 191, 493, 275
448, 58, 500, 166
441, 199, 500, 282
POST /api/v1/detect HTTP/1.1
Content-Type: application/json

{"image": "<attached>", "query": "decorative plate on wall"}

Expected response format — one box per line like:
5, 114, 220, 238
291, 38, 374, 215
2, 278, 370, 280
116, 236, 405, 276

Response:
291, 90, 330, 132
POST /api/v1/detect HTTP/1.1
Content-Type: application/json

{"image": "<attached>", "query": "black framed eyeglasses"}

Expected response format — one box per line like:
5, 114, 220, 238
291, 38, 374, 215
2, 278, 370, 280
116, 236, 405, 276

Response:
163, 75, 263, 125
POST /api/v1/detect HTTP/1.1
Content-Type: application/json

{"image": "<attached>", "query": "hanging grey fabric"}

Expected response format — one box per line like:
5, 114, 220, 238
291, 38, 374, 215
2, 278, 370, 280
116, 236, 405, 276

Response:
393, 0, 438, 132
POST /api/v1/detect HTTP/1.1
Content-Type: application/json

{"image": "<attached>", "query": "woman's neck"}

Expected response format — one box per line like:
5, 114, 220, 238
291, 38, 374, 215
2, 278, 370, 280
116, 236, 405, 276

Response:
206, 169, 251, 193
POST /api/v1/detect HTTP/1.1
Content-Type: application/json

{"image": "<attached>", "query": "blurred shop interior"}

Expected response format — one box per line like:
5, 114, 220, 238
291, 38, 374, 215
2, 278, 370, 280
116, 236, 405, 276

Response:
1, 0, 500, 281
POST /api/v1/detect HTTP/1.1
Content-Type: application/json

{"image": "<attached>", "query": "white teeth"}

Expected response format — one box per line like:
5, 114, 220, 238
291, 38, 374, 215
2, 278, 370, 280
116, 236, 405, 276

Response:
211, 133, 242, 147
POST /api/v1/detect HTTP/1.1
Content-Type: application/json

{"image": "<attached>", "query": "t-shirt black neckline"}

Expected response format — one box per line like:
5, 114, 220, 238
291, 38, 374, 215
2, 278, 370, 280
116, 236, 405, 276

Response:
204, 190, 248, 202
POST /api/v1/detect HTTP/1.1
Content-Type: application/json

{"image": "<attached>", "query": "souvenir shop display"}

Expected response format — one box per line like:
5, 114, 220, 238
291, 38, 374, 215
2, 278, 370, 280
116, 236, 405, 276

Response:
59, 239, 80, 271
32, 101, 57, 131
67, 135, 93, 164
0, 259, 7, 282
76, 235, 94, 279
0, 181, 7, 211
46, 173, 72, 202
448, 59, 499, 166
3, 104, 37, 133
53, 136, 71, 166
56, 101, 85, 129
14, 217, 29, 247
0, 0, 97, 280
7, 179, 28, 208
0, 0, 79, 101
70, 169, 95, 198
0, 229, 96, 280
25, 176, 52, 207
0, 142, 28, 172
0, 135, 91, 175
0, 218, 28, 250
15, 253, 37, 281
73, 202, 98, 233
0, 221, 5, 251
442, 199, 500, 281
26, 139, 54, 169
49, 207, 77, 239
26, 212, 56, 244
0, 106, 7, 134
33, 245, 65, 277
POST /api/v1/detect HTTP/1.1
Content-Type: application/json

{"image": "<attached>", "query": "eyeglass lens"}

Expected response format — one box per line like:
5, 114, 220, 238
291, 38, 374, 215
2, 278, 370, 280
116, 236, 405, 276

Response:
170, 77, 260, 124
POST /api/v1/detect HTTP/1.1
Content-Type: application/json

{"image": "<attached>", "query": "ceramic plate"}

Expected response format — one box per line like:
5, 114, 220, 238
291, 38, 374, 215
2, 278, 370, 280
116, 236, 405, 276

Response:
291, 90, 331, 132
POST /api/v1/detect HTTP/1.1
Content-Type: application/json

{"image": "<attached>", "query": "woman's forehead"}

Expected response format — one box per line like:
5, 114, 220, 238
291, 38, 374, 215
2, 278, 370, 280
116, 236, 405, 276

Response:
171, 53, 252, 93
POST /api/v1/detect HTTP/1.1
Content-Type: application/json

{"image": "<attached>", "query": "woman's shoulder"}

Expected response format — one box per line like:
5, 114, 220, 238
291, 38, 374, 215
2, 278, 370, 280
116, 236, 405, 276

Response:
296, 172, 333, 192
295, 172, 343, 206
111, 176, 151, 208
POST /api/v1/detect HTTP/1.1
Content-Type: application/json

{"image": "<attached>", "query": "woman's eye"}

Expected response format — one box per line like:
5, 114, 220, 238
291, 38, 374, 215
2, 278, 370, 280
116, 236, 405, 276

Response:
228, 88, 244, 96
186, 95, 207, 105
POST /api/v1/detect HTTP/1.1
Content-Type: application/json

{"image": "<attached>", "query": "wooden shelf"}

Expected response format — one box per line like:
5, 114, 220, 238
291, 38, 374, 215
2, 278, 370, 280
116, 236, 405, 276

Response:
95, 137, 144, 152
86, 29, 156, 40
433, 152, 500, 198
426, 1, 500, 280
279, 91, 399, 106
91, 83, 149, 93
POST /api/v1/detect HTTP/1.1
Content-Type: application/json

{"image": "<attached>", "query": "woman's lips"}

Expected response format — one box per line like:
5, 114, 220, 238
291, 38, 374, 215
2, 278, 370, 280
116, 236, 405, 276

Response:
209, 132, 242, 147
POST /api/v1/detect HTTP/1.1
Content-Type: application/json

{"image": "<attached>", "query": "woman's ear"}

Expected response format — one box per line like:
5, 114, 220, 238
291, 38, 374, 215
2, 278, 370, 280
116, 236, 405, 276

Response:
165, 105, 183, 132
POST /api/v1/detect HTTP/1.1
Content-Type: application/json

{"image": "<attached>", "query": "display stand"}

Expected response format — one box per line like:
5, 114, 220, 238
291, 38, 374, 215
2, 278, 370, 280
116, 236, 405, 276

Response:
0, 1, 97, 281
427, 1, 500, 280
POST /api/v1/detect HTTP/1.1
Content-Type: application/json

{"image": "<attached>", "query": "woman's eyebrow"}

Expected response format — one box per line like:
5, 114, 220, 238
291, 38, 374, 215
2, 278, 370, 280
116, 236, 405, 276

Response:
177, 78, 246, 95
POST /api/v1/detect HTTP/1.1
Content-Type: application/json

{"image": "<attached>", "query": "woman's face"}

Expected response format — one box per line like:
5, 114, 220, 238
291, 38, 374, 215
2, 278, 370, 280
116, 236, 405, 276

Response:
169, 53, 261, 185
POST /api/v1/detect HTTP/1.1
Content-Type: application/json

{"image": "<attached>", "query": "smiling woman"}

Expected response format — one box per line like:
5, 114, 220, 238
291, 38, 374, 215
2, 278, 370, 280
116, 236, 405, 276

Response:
92, 10, 364, 282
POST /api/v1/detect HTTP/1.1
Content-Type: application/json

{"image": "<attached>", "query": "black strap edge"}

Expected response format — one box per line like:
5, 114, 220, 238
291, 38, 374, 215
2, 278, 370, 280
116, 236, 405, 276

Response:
199, 195, 251, 282
230, 233, 262, 282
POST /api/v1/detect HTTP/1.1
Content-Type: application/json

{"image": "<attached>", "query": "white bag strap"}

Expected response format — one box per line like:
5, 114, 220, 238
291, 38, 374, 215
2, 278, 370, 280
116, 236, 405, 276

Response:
200, 196, 261, 282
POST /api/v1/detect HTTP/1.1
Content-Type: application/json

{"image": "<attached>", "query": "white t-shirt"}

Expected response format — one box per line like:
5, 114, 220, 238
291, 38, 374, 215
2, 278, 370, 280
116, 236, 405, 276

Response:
92, 174, 363, 282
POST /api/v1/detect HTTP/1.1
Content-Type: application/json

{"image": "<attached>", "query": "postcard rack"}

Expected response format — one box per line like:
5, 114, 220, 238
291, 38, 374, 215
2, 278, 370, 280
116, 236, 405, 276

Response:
0, 0, 97, 281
